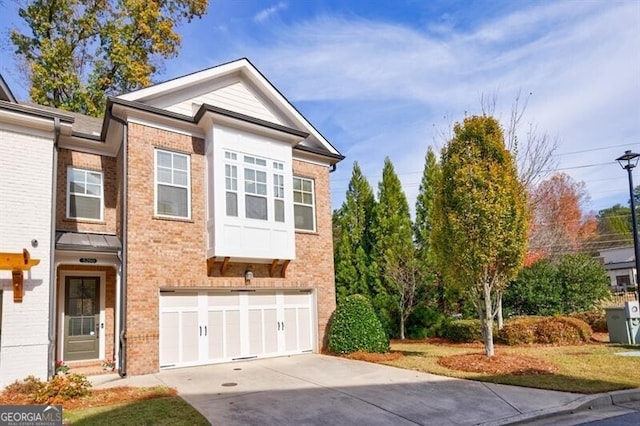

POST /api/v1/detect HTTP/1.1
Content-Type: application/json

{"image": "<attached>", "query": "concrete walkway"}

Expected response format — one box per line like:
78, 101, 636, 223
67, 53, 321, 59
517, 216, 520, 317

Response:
91, 354, 638, 425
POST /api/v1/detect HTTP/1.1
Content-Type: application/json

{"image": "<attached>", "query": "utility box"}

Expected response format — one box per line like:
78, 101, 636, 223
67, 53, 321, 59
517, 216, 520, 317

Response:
625, 301, 640, 319
606, 302, 640, 345
606, 307, 630, 344
624, 301, 640, 344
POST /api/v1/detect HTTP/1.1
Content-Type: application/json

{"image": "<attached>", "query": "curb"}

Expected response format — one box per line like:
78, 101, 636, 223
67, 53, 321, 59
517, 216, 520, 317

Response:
480, 388, 640, 425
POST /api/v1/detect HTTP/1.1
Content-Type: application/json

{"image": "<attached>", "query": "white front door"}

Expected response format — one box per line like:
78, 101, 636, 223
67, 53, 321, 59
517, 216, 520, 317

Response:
159, 289, 314, 368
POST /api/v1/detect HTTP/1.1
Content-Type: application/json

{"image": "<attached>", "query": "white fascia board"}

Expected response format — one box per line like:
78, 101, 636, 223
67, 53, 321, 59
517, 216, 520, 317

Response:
0, 108, 72, 134
117, 59, 250, 102
58, 134, 116, 157
111, 103, 205, 138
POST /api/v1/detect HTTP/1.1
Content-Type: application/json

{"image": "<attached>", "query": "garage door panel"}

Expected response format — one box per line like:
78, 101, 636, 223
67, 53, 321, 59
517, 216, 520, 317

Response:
298, 307, 311, 350
182, 311, 200, 363
263, 308, 278, 354
248, 309, 263, 355
208, 311, 224, 359
160, 312, 179, 365
226, 310, 241, 358
284, 308, 298, 351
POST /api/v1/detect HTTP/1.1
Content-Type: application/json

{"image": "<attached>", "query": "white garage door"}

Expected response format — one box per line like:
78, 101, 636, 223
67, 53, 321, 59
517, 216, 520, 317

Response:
159, 289, 314, 368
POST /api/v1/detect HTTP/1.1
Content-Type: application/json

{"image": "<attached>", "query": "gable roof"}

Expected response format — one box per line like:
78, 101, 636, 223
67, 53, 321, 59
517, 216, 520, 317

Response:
117, 58, 342, 160
0, 74, 16, 103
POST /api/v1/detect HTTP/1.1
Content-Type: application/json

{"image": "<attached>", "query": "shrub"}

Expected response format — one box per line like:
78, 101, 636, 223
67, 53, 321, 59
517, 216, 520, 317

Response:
328, 294, 389, 354
442, 319, 483, 343
6, 373, 92, 404
496, 317, 538, 345
497, 316, 592, 345
570, 310, 607, 333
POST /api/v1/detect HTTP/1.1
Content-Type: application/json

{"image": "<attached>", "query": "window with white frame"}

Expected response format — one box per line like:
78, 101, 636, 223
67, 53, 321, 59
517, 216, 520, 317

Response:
273, 161, 285, 223
223, 151, 289, 224
225, 152, 238, 217
244, 155, 268, 220
155, 149, 190, 218
67, 167, 103, 220
293, 177, 315, 231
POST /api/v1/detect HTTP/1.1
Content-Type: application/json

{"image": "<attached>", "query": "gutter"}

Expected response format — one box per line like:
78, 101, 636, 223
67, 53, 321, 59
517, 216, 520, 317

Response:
109, 107, 128, 377
47, 117, 61, 379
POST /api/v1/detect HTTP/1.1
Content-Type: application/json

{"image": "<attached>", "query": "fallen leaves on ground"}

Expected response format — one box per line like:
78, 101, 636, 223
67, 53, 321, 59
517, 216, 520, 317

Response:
437, 352, 559, 376
344, 351, 404, 362
0, 385, 176, 410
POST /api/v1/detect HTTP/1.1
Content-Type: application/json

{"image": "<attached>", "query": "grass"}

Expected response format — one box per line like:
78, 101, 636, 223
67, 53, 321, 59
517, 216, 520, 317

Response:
64, 396, 210, 425
385, 340, 640, 394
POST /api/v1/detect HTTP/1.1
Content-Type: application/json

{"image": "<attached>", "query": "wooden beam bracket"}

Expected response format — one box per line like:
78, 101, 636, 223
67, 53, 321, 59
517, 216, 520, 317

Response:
220, 257, 230, 276
206, 257, 216, 277
280, 260, 290, 278
269, 260, 279, 278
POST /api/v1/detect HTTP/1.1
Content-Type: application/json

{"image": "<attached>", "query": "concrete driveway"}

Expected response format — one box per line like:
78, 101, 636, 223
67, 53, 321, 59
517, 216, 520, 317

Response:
94, 354, 586, 425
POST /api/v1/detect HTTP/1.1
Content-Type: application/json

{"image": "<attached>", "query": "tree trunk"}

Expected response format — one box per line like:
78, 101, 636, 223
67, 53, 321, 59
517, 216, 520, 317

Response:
400, 315, 405, 340
482, 283, 495, 357
497, 291, 504, 330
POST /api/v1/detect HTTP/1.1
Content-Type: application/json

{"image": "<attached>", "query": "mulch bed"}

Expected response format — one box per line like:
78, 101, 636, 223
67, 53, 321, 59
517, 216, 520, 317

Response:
437, 352, 559, 376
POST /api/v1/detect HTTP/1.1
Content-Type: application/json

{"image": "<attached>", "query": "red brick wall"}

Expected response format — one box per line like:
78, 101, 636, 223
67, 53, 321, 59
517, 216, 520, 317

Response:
56, 148, 117, 234
124, 123, 336, 375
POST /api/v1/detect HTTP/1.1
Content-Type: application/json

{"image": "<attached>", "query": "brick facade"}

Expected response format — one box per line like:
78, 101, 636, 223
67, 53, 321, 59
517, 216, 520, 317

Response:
56, 148, 117, 234
124, 123, 336, 375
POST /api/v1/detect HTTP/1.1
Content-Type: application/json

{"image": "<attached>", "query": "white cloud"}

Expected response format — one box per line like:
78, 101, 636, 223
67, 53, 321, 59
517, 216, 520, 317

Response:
253, 2, 287, 23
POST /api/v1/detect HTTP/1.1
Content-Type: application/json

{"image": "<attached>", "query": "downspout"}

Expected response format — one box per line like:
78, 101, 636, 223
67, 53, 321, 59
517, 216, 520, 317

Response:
329, 164, 337, 173
110, 109, 128, 377
47, 117, 61, 379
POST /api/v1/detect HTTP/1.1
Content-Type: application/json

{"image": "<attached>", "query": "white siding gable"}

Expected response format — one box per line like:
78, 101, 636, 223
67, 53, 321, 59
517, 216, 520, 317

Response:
144, 79, 286, 126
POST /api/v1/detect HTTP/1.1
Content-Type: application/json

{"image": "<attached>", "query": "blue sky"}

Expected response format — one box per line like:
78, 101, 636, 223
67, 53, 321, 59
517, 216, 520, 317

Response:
1, 0, 639, 214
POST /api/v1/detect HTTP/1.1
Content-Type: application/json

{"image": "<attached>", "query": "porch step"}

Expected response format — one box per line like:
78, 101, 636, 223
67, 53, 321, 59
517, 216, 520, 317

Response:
66, 361, 115, 377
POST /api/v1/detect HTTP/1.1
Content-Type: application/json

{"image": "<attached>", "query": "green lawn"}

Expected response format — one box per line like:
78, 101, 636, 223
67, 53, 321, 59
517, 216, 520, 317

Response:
386, 341, 640, 394
64, 396, 209, 425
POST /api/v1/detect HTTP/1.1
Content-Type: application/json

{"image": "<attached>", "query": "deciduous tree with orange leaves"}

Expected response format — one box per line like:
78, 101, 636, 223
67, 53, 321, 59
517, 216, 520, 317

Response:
528, 173, 597, 259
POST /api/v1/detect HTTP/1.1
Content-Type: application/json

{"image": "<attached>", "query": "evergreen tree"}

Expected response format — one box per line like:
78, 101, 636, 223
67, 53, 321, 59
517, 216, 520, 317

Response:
414, 147, 447, 315
371, 158, 415, 338
333, 162, 376, 300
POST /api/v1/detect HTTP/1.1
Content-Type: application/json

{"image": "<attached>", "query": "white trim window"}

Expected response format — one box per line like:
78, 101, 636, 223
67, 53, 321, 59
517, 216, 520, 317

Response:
155, 149, 191, 219
273, 161, 285, 223
293, 176, 315, 231
243, 155, 268, 220
225, 151, 238, 217
67, 167, 104, 220
223, 151, 288, 223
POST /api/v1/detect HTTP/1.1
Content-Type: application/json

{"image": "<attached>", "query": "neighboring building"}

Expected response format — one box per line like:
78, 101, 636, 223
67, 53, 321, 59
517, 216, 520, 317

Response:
598, 246, 636, 292
0, 58, 343, 386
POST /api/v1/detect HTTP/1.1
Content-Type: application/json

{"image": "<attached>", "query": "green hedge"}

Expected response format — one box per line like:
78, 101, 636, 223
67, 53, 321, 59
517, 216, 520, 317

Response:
328, 294, 389, 354
441, 319, 484, 343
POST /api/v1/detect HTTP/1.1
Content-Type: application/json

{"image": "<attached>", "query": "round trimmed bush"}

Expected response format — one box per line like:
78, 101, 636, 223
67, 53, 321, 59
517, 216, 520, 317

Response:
497, 316, 592, 345
328, 294, 389, 354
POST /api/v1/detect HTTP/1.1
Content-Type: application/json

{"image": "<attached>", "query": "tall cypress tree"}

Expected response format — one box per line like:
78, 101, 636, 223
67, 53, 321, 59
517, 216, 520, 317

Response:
371, 158, 415, 338
334, 162, 376, 300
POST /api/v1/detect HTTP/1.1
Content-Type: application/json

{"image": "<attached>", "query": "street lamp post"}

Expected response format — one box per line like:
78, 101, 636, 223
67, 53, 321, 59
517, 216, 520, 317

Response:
616, 150, 640, 303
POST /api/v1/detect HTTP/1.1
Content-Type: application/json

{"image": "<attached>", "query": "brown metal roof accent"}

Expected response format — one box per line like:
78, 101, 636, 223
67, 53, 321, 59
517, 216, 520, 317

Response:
55, 231, 121, 253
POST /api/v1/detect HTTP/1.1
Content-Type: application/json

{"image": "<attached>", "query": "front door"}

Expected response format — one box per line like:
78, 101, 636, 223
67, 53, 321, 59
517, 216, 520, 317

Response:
64, 277, 100, 361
